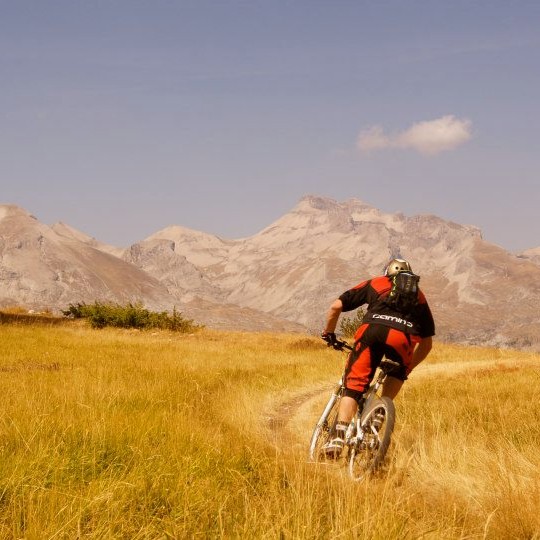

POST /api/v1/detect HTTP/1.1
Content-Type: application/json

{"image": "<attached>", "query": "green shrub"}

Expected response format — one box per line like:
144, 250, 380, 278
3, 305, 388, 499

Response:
62, 302, 201, 332
339, 308, 364, 338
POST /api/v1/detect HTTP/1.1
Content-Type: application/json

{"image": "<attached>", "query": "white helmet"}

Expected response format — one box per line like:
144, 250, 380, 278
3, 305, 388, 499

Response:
384, 258, 412, 277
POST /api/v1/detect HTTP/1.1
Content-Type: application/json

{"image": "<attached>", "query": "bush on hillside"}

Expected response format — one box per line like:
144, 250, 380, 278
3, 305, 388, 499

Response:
339, 308, 365, 339
62, 302, 201, 332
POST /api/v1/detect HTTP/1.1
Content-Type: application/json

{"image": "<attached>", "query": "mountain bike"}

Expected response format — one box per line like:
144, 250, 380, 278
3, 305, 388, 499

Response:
308, 339, 398, 481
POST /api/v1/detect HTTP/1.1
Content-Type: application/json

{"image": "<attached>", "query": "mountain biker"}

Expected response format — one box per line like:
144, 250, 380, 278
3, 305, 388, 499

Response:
320, 258, 435, 457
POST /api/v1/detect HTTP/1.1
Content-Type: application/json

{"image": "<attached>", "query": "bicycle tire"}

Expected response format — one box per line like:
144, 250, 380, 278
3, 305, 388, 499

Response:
308, 393, 342, 462
348, 396, 395, 481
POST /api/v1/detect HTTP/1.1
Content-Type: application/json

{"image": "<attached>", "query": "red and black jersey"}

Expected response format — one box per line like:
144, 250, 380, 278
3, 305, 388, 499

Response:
339, 275, 435, 338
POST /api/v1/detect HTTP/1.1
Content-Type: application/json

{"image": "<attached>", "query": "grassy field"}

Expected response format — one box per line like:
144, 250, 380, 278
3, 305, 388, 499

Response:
0, 322, 539, 539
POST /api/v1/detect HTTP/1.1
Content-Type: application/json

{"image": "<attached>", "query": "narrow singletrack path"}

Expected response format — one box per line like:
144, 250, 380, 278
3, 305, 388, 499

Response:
265, 355, 540, 452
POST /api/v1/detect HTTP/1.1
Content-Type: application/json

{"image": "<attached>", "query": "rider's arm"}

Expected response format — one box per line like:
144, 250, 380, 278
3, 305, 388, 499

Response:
409, 336, 432, 371
323, 299, 343, 334
338, 279, 372, 312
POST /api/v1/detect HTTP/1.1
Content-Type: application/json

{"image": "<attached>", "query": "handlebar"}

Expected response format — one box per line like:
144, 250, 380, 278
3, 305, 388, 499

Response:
333, 340, 352, 351
321, 335, 353, 351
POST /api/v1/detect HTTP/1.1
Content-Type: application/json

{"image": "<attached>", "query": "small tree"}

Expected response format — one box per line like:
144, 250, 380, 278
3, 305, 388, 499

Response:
339, 308, 365, 338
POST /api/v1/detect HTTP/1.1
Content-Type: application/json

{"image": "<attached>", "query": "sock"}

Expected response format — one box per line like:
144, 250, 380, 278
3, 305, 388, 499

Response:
335, 421, 349, 438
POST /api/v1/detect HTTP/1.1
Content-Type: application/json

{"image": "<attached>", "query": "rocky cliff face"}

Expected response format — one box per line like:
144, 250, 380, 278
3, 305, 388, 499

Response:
1, 198, 539, 347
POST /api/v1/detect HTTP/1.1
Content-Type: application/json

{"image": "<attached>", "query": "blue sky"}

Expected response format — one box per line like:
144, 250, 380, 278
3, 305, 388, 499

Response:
1, 1, 539, 251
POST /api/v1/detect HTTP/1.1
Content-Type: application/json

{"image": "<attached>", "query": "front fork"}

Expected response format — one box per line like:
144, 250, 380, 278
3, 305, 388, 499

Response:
316, 383, 342, 429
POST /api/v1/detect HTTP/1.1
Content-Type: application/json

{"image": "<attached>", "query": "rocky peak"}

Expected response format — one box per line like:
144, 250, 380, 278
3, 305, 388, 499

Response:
518, 246, 540, 265
146, 225, 233, 268
296, 195, 342, 211
0, 204, 38, 222
0, 204, 61, 253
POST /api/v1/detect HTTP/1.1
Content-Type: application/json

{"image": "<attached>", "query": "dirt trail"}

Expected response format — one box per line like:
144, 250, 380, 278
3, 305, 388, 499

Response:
266, 355, 540, 451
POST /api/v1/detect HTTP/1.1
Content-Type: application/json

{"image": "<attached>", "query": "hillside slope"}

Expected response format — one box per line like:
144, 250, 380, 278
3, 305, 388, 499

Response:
0, 205, 175, 311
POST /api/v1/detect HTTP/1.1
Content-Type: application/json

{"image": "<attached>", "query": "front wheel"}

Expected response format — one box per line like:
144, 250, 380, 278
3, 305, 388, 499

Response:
308, 392, 342, 462
348, 396, 395, 481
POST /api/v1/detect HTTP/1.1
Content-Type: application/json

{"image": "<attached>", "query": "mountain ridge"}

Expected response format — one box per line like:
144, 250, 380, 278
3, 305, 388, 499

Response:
1, 198, 539, 348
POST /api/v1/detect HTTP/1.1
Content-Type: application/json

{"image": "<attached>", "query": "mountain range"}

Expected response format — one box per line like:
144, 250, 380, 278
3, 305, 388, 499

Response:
1, 197, 539, 348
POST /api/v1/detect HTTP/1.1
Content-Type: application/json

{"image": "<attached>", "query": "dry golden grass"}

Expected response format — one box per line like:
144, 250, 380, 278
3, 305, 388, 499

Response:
0, 308, 66, 326
0, 323, 538, 539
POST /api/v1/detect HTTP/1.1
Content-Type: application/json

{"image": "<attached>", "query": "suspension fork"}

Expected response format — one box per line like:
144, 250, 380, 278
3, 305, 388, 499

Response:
315, 378, 344, 427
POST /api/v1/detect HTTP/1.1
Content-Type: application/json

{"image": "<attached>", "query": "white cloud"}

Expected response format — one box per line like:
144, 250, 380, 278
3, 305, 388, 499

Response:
357, 115, 472, 155
356, 126, 390, 152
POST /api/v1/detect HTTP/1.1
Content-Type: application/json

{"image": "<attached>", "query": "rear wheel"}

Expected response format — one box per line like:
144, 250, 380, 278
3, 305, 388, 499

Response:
348, 396, 395, 481
308, 393, 342, 462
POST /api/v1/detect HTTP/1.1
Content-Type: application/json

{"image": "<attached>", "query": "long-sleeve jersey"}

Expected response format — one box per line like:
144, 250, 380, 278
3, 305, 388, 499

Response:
339, 275, 435, 338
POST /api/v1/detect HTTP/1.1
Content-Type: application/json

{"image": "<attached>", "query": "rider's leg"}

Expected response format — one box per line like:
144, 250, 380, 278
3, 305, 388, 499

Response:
335, 325, 384, 424
323, 396, 359, 457
322, 330, 375, 457
336, 395, 359, 423
381, 376, 404, 399
324, 397, 358, 457
343, 324, 385, 405
380, 329, 415, 399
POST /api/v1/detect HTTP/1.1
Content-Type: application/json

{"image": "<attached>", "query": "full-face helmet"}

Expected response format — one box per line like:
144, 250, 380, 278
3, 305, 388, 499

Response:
384, 258, 412, 277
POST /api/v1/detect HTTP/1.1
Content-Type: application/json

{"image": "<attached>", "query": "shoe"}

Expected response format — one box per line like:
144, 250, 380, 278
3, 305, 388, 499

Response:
322, 437, 344, 459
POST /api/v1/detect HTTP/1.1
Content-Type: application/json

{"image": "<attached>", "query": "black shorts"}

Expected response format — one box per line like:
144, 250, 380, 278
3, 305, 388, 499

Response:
343, 323, 416, 398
